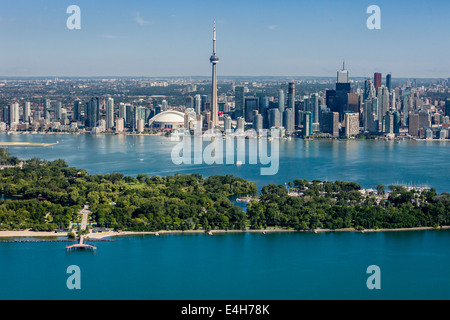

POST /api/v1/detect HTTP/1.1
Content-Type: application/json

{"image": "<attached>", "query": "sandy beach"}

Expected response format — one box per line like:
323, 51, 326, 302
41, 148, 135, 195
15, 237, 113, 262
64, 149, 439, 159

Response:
1, 226, 449, 240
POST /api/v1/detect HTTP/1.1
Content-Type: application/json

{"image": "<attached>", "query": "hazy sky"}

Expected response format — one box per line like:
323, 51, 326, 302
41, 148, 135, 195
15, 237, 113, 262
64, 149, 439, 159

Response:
0, 0, 448, 78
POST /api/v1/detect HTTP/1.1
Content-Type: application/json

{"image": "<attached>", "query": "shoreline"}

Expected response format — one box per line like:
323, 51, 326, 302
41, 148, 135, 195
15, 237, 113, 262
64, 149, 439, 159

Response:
1, 226, 449, 240
1, 131, 447, 142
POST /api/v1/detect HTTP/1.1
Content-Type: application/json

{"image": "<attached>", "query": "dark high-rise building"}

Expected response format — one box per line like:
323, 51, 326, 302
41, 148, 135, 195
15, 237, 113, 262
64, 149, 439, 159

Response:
85, 97, 99, 128
2, 106, 8, 124
125, 104, 134, 128
73, 100, 82, 122
321, 110, 340, 137
201, 95, 209, 112
402, 87, 411, 126
244, 97, 259, 123
374, 72, 382, 90
386, 74, 392, 91
288, 82, 295, 110
392, 111, 400, 134
446, 99, 450, 117
234, 86, 245, 118
326, 90, 337, 113
335, 82, 351, 121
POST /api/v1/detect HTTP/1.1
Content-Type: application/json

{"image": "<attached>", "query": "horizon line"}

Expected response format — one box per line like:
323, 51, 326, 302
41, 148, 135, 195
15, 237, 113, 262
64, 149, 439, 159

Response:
0, 75, 446, 80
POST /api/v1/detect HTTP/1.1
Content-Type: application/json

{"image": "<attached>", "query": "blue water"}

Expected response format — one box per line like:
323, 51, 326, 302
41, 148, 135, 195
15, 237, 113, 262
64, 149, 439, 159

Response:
1, 133, 449, 192
1, 133, 449, 300
0, 231, 449, 300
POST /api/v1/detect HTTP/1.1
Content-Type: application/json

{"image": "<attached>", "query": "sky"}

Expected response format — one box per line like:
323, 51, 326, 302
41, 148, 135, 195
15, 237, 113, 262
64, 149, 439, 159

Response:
0, 0, 449, 78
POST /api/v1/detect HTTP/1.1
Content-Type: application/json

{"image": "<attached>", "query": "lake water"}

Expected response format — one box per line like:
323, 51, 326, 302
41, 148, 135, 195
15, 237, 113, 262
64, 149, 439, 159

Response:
1, 133, 449, 192
0, 231, 449, 300
0, 133, 449, 300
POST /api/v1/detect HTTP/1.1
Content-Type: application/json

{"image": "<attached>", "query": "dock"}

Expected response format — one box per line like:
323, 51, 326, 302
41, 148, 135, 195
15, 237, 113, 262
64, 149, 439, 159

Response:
65, 236, 97, 252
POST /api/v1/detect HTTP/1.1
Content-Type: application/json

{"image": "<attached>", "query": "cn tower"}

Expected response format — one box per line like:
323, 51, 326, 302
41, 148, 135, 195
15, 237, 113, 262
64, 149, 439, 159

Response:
210, 20, 219, 128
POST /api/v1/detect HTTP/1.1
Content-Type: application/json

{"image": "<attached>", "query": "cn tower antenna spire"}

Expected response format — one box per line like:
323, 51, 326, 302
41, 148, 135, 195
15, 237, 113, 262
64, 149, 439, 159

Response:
210, 19, 219, 128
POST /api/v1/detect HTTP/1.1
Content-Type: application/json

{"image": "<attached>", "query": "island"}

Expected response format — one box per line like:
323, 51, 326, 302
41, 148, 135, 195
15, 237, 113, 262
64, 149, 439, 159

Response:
0, 148, 449, 239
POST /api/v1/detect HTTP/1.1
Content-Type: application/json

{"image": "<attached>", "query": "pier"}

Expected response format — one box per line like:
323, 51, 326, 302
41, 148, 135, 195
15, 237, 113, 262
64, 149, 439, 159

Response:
65, 236, 97, 252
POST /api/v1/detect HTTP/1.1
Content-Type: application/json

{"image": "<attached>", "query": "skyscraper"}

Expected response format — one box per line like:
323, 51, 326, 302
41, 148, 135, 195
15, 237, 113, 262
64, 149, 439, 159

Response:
334, 64, 351, 121
210, 20, 219, 128
374, 72, 382, 90
268, 108, 281, 128
386, 73, 392, 91
283, 108, 295, 134
445, 99, 450, 117
44, 99, 51, 121
194, 94, 202, 115
337, 61, 349, 83
9, 103, 20, 126
73, 100, 82, 122
402, 87, 411, 126
310, 93, 319, 126
278, 89, 285, 115
288, 82, 295, 110
86, 97, 99, 128
408, 113, 419, 136
303, 112, 313, 137
344, 112, 360, 137
244, 97, 259, 123
106, 98, 114, 130
54, 101, 62, 121
23, 102, 31, 123
234, 86, 245, 119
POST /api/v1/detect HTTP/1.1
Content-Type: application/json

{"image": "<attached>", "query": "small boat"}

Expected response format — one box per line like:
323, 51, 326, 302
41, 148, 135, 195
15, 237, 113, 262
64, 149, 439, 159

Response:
236, 161, 243, 166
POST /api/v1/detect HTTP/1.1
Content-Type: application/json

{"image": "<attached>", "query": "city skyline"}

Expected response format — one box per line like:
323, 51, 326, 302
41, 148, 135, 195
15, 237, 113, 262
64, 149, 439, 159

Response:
0, 0, 449, 78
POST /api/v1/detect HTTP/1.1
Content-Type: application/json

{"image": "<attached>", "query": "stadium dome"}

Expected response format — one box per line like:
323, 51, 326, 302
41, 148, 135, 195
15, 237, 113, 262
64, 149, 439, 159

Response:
149, 110, 194, 130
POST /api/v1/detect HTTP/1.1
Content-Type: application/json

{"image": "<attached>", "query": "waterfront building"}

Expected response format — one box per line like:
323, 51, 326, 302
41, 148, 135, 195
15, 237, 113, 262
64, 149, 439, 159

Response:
73, 100, 82, 122
106, 98, 115, 130
194, 94, 202, 115
303, 112, 313, 137
268, 108, 281, 128
23, 102, 31, 123
408, 113, 419, 136
86, 97, 99, 128
344, 112, 360, 137
321, 110, 340, 137
115, 118, 124, 132
283, 108, 295, 134
9, 103, 20, 126
149, 110, 194, 130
